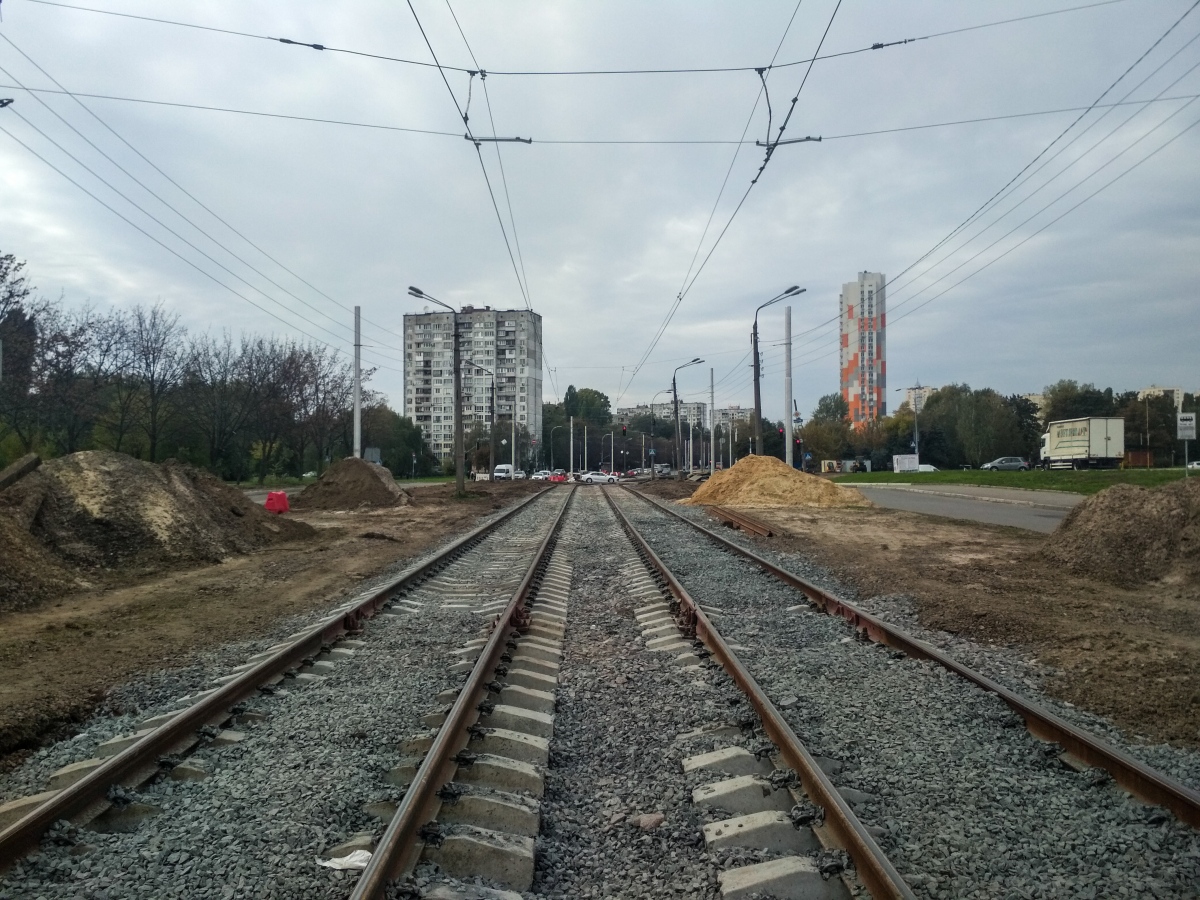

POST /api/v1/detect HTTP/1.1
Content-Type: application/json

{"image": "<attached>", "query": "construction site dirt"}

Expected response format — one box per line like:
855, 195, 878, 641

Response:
635, 481, 1200, 750
0, 480, 544, 767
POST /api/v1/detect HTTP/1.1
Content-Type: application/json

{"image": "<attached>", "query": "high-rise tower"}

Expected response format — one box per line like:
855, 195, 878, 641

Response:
839, 272, 886, 424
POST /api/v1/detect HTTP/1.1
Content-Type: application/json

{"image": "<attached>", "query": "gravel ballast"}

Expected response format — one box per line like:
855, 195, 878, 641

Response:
0, 492, 565, 900
613, 489, 1200, 900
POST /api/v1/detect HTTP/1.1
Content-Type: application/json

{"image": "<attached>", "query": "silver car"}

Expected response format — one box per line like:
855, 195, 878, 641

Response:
580, 471, 617, 484
981, 456, 1029, 471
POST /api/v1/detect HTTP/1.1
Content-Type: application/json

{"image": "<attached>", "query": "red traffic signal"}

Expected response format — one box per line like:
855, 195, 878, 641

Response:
621, 425, 627, 436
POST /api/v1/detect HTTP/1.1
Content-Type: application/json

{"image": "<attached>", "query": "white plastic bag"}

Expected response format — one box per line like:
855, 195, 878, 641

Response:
317, 849, 373, 870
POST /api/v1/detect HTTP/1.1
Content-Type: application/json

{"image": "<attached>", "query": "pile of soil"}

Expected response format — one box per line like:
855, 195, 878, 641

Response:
291, 457, 412, 511
1040, 477, 1200, 586
0, 451, 314, 610
681, 455, 870, 509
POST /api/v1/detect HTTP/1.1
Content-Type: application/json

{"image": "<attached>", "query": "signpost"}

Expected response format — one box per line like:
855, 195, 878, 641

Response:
893, 454, 919, 474
1179, 412, 1196, 477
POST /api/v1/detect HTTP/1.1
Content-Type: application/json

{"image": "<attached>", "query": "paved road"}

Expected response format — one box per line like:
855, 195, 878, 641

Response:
854, 484, 1082, 533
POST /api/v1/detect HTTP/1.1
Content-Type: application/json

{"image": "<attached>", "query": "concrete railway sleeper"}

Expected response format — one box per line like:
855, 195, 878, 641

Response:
368, 487, 902, 900
0, 485, 568, 893
609, 487, 1200, 899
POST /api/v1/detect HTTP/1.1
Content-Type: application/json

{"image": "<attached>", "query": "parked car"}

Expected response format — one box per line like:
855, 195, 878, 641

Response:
1188, 460, 1200, 470
513, 470, 527, 480
981, 456, 1030, 471
916, 464, 939, 472
548, 472, 568, 483
580, 471, 617, 484
653, 463, 671, 476
492, 464, 513, 480
530, 470, 551, 481
553, 468, 566, 477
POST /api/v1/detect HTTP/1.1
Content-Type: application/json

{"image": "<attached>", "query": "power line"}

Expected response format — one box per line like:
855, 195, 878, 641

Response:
403, 0, 530, 312
20, 0, 1134, 77
7, 81, 1196, 146
615, 0, 805, 405
0, 32, 410, 351
0, 117, 404, 372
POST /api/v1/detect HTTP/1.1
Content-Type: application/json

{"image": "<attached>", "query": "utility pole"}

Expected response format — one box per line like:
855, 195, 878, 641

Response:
584, 425, 588, 471
784, 306, 793, 469
709, 368, 716, 474
569, 415, 574, 475
353, 306, 362, 458
751, 322, 761, 455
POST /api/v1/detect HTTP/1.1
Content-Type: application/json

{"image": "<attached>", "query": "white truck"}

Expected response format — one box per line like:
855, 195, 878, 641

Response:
1040, 417, 1124, 470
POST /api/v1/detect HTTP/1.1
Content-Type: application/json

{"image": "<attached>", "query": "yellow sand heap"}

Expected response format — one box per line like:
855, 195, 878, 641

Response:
681, 455, 870, 508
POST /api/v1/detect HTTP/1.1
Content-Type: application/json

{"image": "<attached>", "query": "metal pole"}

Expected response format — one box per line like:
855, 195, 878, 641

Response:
688, 420, 694, 473
584, 425, 588, 472
752, 318, 762, 455
642, 433, 645, 469
784, 306, 793, 469
353, 306, 362, 458
569, 416, 574, 475
512, 405, 517, 471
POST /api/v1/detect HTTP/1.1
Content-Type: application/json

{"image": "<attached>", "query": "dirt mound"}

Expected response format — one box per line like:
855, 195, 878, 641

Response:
0, 451, 314, 603
291, 457, 412, 510
1040, 478, 1200, 586
681, 455, 870, 509
0, 514, 78, 612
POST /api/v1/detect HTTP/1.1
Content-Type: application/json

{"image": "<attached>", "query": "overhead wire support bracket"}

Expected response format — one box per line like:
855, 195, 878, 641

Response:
464, 135, 532, 144
755, 135, 821, 146
0, 99, 12, 108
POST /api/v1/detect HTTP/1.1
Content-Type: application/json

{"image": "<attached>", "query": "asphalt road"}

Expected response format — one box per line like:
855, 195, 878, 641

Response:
854, 484, 1082, 533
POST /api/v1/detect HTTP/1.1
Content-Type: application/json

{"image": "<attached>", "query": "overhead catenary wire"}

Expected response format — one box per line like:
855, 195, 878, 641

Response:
403, 0, 530, 313
18, 0, 1134, 77
0, 118, 404, 372
614, 0, 805, 406
5, 81, 1196, 147
0, 35, 411, 360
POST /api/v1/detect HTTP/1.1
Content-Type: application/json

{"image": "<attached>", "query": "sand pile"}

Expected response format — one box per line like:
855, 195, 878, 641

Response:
291, 457, 412, 511
0, 451, 314, 606
1040, 478, 1200, 586
681, 455, 870, 508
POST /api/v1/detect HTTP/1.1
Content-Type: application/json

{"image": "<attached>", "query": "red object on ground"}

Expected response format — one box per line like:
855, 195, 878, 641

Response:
264, 491, 290, 514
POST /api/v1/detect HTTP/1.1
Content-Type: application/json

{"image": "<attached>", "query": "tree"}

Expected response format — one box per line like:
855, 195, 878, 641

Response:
1042, 380, 1115, 427
1005, 394, 1042, 459
575, 387, 611, 426
130, 302, 186, 460
811, 393, 849, 423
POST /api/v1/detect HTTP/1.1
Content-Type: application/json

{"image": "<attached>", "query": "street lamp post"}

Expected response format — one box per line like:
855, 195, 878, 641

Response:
752, 286, 804, 454
466, 361, 499, 478
603, 431, 615, 472
408, 286, 465, 497
649, 389, 671, 479
673, 359, 704, 480
896, 384, 923, 464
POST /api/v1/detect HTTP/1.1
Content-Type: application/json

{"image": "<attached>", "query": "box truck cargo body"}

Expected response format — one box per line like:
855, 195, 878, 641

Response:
1040, 417, 1124, 470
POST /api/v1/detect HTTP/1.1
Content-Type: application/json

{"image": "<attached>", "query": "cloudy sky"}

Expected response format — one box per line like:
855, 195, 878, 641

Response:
1, 0, 1197, 422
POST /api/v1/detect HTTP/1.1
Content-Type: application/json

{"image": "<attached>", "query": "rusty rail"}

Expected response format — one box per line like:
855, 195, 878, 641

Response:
603, 489, 916, 899
349, 485, 575, 898
0, 486, 556, 867
625, 487, 1200, 830
708, 504, 774, 537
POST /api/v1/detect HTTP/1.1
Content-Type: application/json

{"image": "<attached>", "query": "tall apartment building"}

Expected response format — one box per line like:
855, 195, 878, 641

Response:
616, 401, 707, 428
904, 385, 932, 414
840, 272, 886, 424
712, 405, 747, 432
403, 307, 543, 460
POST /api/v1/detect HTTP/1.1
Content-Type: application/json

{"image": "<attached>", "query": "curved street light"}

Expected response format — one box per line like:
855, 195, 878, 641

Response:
752, 286, 804, 453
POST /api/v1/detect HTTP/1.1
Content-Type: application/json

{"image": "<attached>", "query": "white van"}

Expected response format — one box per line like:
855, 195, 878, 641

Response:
493, 464, 514, 481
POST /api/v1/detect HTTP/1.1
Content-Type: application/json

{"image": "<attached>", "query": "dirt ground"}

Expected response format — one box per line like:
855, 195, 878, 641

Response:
633, 483, 1200, 747
0, 481, 546, 766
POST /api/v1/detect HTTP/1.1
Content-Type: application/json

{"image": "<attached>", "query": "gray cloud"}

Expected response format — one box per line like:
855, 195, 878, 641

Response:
1, 0, 1196, 425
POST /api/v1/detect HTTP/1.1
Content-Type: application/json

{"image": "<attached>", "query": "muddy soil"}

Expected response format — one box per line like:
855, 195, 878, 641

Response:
0, 481, 547, 765
741, 504, 1200, 747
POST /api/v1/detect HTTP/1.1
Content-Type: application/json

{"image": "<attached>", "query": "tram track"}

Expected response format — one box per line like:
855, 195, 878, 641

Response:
0, 486, 568, 896
3, 482, 1199, 899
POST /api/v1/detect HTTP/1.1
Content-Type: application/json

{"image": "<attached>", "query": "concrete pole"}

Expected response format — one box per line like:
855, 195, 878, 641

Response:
452, 312, 465, 496
751, 319, 761, 455
784, 305, 793, 469
353, 306, 361, 459
512, 410, 517, 471
584, 425, 588, 471
569, 415, 574, 475
710, 368, 715, 474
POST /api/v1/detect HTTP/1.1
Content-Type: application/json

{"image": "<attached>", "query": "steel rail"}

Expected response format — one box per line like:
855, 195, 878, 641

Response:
0, 486, 556, 866
349, 485, 576, 898
624, 487, 1200, 830
603, 488, 917, 900
708, 504, 774, 536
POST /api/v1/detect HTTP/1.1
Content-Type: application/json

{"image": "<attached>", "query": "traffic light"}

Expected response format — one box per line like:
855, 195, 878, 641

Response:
778, 426, 784, 437
621, 424, 627, 436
